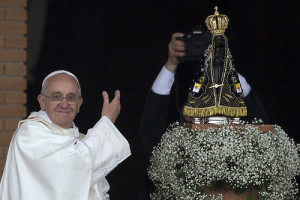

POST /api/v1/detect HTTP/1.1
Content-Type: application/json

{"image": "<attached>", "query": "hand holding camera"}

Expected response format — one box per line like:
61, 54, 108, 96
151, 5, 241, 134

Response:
165, 26, 212, 73
165, 32, 186, 73
176, 25, 212, 62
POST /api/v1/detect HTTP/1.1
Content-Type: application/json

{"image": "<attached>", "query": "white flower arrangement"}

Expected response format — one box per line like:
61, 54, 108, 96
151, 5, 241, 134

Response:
149, 122, 300, 200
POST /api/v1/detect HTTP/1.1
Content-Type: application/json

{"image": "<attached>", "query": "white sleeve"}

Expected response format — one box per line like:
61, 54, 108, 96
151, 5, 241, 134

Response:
151, 66, 175, 95
238, 73, 251, 97
82, 116, 131, 183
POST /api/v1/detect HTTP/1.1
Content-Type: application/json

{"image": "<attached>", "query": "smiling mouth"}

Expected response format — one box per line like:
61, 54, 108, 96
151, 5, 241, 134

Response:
57, 110, 71, 113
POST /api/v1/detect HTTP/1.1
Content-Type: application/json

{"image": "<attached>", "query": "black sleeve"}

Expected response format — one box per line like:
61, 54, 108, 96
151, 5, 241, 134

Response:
243, 89, 269, 124
139, 90, 170, 159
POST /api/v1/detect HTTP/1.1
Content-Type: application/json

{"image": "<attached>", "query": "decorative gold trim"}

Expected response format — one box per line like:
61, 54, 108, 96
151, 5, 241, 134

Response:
183, 106, 247, 117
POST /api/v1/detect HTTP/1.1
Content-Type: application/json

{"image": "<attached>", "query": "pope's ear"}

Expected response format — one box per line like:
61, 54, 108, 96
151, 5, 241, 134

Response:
37, 94, 46, 110
77, 97, 83, 113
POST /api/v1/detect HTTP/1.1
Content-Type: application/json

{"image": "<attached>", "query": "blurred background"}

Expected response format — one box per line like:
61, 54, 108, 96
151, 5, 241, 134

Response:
26, 0, 299, 199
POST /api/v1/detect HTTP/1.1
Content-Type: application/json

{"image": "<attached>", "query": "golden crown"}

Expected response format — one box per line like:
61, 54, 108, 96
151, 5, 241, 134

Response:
205, 6, 229, 35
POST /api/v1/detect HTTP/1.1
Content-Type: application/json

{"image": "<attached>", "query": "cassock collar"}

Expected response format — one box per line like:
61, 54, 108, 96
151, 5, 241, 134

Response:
26, 111, 81, 137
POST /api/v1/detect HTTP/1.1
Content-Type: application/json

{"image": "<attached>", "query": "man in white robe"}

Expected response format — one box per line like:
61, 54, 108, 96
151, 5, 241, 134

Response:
0, 70, 131, 200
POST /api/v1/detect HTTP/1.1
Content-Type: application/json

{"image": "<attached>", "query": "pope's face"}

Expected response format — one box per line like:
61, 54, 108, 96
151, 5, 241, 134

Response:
38, 74, 83, 129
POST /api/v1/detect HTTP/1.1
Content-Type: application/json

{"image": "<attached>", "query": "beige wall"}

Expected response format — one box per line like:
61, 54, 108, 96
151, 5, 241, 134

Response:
0, 0, 27, 180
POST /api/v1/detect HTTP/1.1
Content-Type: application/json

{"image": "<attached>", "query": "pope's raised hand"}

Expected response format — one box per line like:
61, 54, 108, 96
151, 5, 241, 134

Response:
101, 90, 121, 123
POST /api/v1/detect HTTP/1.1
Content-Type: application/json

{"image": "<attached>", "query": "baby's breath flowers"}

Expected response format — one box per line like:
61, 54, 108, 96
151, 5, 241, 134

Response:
149, 122, 300, 200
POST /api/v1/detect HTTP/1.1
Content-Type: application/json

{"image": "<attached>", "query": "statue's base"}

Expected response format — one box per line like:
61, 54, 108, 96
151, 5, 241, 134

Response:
203, 186, 259, 200
184, 122, 274, 133
192, 116, 241, 125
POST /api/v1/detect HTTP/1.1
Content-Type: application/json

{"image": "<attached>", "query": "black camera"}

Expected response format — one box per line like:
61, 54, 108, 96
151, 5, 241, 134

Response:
177, 25, 212, 61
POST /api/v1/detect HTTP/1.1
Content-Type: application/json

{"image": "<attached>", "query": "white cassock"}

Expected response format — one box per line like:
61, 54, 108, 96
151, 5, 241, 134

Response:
0, 111, 131, 200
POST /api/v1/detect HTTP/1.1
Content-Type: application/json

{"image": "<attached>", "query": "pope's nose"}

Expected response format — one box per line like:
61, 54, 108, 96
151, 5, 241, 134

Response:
58, 98, 70, 107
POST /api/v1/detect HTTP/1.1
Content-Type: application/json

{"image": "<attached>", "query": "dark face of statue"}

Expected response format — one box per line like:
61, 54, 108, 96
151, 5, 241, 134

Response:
214, 35, 225, 64
213, 35, 226, 84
